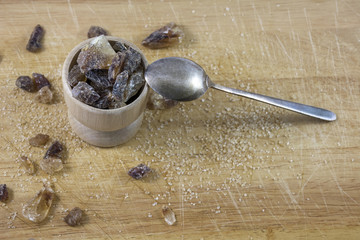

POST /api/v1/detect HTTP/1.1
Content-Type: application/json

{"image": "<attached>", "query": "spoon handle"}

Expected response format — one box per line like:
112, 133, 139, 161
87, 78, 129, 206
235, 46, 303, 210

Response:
211, 83, 336, 121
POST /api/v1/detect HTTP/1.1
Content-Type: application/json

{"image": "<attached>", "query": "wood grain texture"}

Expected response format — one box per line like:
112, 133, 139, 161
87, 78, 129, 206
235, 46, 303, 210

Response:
0, 0, 359, 239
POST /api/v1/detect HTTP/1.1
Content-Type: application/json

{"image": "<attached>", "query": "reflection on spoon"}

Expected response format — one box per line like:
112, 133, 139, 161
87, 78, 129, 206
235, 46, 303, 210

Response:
145, 57, 336, 121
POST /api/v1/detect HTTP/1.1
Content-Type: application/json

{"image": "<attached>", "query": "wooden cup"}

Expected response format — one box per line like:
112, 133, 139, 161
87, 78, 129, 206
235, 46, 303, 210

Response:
62, 37, 148, 147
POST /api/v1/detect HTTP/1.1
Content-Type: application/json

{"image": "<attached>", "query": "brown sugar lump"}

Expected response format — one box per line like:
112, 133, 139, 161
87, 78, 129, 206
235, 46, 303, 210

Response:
142, 22, 184, 49
26, 24, 45, 52
88, 26, 108, 38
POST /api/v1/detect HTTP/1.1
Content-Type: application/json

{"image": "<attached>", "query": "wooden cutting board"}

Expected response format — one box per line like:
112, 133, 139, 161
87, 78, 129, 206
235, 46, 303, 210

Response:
0, 0, 359, 239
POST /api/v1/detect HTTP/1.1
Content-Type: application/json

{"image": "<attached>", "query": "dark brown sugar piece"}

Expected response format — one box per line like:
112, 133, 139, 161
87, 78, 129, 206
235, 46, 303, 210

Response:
112, 70, 129, 103
88, 26, 108, 38
64, 207, 83, 226
85, 69, 112, 93
123, 48, 142, 74
92, 91, 112, 109
16, 76, 36, 92
128, 164, 151, 180
108, 52, 126, 84
26, 24, 45, 52
125, 70, 145, 102
0, 184, 8, 202
44, 141, 64, 159
112, 41, 127, 52
68, 65, 85, 87
72, 81, 100, 105
142, 22, 184, 49
32, 73, 51, 90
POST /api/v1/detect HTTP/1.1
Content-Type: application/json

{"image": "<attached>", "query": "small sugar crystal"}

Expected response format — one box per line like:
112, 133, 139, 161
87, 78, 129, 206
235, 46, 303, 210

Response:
35, 86, 53, 104
29, 134, 49, 147
22, 184, 54, 223
16, 76, 36, 92
77, 35, 116, 73
88, 26, 108, 38
26, 24, 45, 52
142, 22, 184, 49
72, 82, 100, 105
68, 65, 85, 87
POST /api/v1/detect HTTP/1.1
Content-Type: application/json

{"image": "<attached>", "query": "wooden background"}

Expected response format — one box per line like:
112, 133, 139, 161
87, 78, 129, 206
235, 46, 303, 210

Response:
0, 0, 359, 239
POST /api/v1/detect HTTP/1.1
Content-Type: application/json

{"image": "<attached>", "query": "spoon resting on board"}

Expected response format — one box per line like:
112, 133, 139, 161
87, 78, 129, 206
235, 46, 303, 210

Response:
145, 57, 336, 121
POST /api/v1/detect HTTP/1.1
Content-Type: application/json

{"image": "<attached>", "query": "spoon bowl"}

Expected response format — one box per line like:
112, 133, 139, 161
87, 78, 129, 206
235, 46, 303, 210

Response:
145, 57, 336, 121
145, 57, 211, 101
